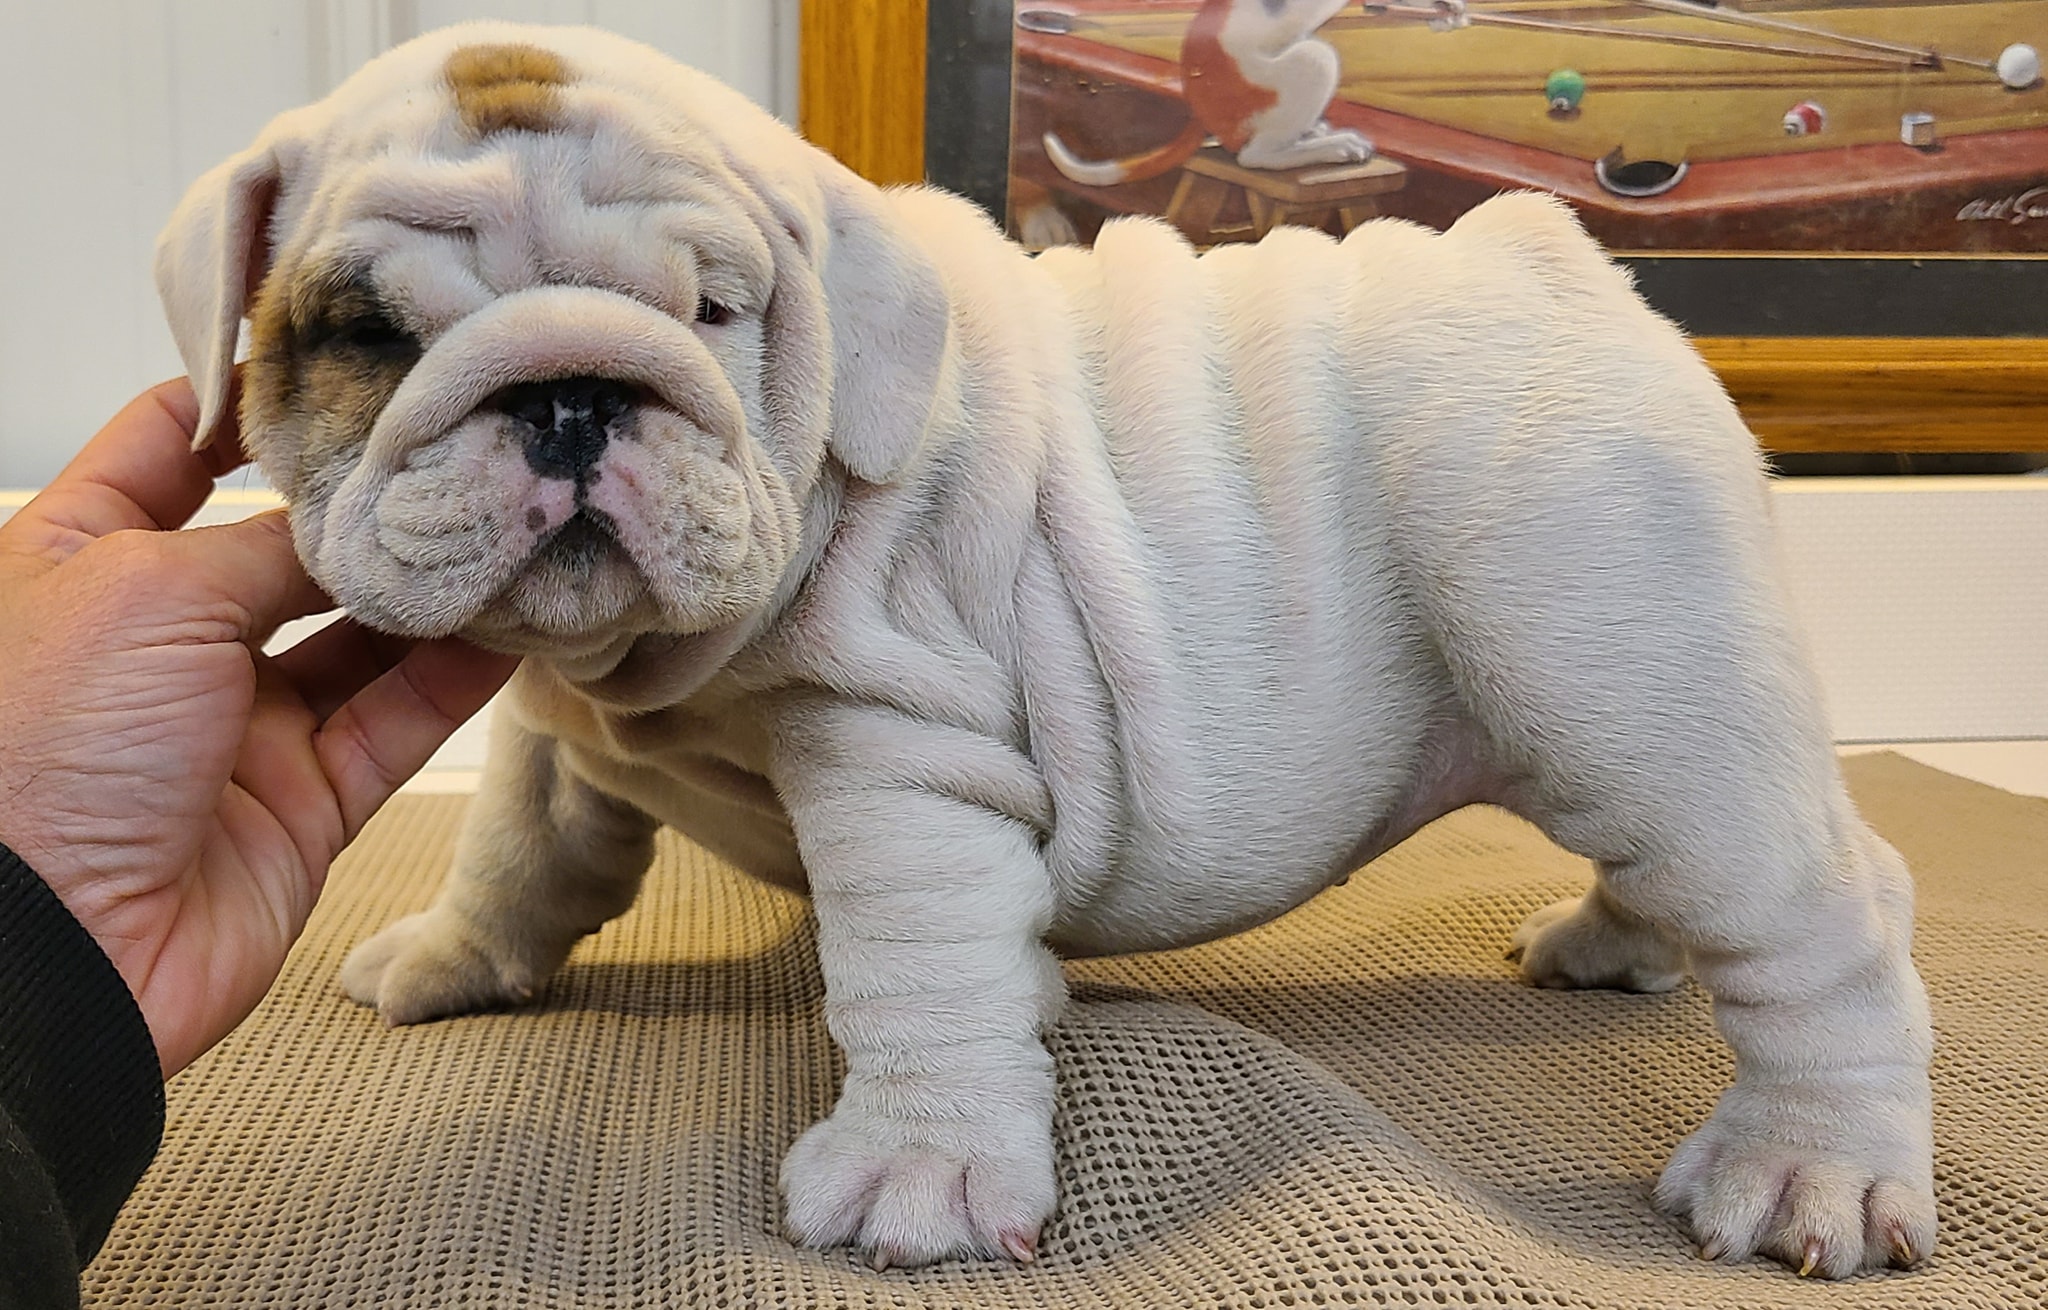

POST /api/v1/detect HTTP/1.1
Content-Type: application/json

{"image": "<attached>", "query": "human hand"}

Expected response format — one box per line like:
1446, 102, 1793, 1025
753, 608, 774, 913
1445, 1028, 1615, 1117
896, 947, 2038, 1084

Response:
0, 379, 517, 1077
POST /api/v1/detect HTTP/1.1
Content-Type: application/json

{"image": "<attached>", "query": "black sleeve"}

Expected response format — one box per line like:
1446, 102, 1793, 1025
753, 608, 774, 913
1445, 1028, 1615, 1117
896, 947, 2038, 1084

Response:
0, 847, 165, 1310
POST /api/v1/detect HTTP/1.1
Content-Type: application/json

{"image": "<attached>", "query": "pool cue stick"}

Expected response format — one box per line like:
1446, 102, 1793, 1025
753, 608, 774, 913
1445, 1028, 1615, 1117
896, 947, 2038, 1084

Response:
1013, 11, 1111, 37
1025, 4, 1998, 76
1362, 4, 1924, 69
1622, 0, 1994, 72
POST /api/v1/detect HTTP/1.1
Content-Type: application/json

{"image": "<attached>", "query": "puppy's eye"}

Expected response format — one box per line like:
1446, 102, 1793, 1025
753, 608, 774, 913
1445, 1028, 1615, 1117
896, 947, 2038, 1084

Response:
340, 315, 413, 352
310, 311, 415, 358
695, 297, 733, 327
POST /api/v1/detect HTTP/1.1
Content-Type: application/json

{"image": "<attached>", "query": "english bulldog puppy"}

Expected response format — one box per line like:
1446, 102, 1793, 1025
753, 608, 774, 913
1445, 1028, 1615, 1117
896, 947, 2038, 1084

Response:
155, 23, 1935, 1276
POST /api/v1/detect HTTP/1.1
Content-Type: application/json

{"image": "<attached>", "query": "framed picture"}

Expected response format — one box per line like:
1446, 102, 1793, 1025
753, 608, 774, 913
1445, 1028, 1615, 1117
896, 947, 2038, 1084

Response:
809, 0, 2048, 451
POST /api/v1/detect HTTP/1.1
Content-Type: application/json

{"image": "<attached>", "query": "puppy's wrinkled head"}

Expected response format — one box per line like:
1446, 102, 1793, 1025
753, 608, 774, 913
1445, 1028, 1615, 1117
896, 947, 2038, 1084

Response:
156, 23, 949, 658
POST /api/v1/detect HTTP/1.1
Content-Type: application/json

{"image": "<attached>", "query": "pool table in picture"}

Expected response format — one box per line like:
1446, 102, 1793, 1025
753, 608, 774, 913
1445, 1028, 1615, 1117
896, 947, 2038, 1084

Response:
1010, 0, 2048, 252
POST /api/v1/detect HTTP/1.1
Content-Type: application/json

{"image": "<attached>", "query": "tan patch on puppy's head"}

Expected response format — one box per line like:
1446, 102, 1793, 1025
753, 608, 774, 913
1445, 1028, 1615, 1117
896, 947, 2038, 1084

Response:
445, 43, 569, 136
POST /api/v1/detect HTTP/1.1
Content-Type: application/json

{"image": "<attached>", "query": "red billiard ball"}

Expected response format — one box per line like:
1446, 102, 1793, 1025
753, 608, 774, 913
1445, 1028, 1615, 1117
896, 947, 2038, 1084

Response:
1782, 101, 1826, 136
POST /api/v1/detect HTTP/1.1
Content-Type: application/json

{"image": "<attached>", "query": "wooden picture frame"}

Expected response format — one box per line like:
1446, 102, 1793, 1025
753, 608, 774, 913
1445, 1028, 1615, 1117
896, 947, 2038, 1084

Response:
800, 0, 2048, 454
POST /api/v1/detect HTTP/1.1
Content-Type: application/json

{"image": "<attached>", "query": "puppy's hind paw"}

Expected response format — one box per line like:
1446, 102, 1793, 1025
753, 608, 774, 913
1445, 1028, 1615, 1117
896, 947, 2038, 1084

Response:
1511, 894, 1687, 993
339, 909, 539, 1026
781, 1106, 1055, 1268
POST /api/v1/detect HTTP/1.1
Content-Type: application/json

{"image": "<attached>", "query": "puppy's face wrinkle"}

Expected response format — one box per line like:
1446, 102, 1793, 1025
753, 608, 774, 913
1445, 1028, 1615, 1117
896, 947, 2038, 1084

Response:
244, 260, 420, 496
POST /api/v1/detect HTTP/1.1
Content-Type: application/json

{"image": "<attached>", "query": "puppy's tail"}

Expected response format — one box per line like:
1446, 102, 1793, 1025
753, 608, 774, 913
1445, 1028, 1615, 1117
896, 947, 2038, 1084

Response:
1042, 119, 1207, 186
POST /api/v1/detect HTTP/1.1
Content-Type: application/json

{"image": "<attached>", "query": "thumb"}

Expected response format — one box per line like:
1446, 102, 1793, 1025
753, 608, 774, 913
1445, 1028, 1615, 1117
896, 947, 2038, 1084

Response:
150, 510, 336, 642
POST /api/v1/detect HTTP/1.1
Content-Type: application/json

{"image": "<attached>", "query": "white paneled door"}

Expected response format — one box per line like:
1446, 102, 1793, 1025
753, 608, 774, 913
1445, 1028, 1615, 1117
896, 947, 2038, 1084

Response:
0, 0, 797, 485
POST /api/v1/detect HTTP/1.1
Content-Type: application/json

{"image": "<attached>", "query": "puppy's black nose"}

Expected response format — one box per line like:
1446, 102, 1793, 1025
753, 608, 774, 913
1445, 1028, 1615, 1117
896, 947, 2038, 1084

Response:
492, 376, 635, 481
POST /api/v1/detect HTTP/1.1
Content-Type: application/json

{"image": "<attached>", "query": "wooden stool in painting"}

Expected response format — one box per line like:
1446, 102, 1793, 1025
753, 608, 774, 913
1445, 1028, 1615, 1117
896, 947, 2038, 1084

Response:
1166, 145, 1408, 244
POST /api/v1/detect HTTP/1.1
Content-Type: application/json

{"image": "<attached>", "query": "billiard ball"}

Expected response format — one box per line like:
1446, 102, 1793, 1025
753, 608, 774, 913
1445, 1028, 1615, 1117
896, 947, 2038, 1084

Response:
1998, 43, 2041, 90
1782, 100, 1826, 136
1545, 69, 1586, 114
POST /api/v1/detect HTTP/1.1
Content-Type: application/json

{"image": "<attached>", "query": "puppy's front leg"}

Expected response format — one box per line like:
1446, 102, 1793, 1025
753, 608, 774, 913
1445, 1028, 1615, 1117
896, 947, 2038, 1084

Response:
773, 704, 1065, 1269
342, 703, 658, 1024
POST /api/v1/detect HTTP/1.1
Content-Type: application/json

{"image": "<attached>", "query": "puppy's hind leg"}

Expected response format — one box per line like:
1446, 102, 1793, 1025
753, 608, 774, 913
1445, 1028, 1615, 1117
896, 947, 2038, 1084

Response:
1394, 369, 1934, 1278
1470, 591, 1934, 1278
341, 702, 657, 1025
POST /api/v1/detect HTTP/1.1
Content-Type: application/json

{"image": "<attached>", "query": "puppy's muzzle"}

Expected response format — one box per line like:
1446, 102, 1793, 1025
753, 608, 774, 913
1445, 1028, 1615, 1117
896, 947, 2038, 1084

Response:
305, 284, 785, 642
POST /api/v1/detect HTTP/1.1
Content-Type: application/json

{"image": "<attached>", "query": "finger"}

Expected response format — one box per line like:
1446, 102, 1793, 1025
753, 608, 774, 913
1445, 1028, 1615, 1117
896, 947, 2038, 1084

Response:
317, 640, 518, 837
16, 379, 241, 542
155, 511, 336, 639
232, 658, 350, 900
271, 615, 419, 721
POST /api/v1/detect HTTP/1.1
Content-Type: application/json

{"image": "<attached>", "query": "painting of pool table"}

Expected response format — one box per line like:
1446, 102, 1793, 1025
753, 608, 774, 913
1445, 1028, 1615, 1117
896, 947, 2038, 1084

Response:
1004, 0, 2048, 254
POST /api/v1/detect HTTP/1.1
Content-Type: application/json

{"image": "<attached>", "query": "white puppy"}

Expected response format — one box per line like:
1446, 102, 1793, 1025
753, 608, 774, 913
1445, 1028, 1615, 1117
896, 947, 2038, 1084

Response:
156, 23, 1934, 1277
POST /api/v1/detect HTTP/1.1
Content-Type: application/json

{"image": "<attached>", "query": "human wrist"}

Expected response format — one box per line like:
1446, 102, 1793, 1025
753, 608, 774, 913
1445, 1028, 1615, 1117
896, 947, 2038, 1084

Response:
0, 843, 166, 1261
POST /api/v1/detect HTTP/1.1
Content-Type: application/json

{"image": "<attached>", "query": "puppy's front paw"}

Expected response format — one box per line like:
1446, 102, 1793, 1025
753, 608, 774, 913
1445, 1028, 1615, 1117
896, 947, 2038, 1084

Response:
781, 1099, 1056, 1269
339, 909, 539, 1025
1655, 1078, 1936, 1277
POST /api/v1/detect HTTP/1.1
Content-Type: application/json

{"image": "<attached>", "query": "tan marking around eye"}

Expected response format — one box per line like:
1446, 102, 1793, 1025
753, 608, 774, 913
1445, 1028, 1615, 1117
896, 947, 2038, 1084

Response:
242, 262, 413, 490
244, 264, 302, 419
445, 43, 570, 136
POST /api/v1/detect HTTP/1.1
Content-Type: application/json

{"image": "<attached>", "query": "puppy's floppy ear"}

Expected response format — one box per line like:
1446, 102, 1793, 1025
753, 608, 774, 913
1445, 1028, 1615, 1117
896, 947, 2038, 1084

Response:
816, 169, 950, 485
154, 143, 283, 450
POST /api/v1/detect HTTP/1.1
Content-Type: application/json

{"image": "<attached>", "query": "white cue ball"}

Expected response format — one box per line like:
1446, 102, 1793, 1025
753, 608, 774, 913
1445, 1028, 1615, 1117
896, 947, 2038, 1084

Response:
1998, 43, 2041, 89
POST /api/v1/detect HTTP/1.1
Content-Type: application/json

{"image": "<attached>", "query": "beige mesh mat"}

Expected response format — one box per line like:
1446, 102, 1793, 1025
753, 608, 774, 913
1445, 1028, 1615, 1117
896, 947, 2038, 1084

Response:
84, 753, 2047, 1307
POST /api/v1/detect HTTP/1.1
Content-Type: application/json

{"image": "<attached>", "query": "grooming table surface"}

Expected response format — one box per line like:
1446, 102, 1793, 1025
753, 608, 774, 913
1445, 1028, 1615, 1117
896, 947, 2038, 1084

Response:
84, 754, 2048, 1308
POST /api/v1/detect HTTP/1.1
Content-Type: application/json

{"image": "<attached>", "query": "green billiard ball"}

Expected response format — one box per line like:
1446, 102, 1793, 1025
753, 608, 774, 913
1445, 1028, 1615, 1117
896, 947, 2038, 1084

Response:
1545, 68, 1586, 114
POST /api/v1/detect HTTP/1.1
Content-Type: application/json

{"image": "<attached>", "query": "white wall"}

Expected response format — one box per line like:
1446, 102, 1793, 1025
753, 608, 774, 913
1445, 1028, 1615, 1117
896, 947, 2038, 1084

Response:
1770, 478, 2048, 742
0, 0, 798, 486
